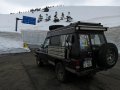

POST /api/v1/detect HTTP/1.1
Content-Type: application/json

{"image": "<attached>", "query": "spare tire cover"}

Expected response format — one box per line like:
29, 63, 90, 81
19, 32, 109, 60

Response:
98, 43, 118, 69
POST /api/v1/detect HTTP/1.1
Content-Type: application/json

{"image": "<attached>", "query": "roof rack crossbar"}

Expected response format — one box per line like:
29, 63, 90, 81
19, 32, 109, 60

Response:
70, 21, 102, 27
79, 26, 107, 31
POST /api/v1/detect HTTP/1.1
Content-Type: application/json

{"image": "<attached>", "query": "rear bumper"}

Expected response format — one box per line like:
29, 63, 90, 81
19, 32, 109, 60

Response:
76, 68, 100, 76
66, 67, 102, 76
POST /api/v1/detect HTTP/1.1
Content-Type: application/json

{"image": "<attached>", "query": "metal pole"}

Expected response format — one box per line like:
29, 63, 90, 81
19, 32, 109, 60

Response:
15, 18, 18, 31
15, 18, 23, 31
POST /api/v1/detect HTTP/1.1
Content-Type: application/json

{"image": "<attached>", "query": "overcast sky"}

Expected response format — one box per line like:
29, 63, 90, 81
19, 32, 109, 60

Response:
0, 0, 120, 14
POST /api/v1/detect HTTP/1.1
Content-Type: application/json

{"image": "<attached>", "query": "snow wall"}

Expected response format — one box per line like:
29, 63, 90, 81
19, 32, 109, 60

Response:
21, 30, 48, 46
0, 32, 30, 54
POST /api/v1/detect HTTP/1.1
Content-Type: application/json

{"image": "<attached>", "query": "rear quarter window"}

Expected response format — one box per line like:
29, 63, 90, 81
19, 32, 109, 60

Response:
90, 34, 105, 46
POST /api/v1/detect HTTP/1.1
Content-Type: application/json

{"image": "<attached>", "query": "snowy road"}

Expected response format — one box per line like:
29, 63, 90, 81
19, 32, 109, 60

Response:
0, 53, 120, 90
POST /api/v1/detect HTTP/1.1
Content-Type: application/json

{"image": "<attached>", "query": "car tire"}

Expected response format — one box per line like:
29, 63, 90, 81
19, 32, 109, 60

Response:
98, 43, 118, 69
55, 62, 67, 82
36, 56, 43, 67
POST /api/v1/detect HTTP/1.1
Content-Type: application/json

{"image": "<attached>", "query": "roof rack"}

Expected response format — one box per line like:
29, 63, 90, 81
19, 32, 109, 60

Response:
70, 21, 107, 31
47, 21, 107, 37
48, 21, 108, 32
79, 26, 107, 31
70, 21, 103, 27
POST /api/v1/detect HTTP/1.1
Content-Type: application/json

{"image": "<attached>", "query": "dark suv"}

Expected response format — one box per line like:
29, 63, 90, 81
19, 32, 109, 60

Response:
35, 21, 118, 82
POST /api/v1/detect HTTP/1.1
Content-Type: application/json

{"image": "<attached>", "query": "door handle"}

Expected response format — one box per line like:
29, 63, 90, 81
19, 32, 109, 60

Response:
88, 52, 92, 54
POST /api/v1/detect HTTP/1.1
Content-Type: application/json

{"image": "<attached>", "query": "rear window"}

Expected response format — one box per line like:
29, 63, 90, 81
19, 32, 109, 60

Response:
79, 33, 106, 51
79, 35, 90, 51
90, 34, 105, 46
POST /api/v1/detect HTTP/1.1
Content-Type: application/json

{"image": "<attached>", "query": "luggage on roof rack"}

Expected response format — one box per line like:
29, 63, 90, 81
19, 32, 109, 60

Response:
70, 21, 103, 27
49, 25, 64, 30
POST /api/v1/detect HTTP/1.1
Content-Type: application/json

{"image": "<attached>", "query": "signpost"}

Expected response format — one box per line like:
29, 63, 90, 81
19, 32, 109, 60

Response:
22, 16, 36, 25
15, 16, 36, 31
15, 18, 22, 31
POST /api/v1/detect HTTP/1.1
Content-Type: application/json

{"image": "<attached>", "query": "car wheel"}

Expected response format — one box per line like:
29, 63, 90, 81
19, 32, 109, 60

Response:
55, 62, 67, 82
98, 43, 118, 69
36, 56, 43, 67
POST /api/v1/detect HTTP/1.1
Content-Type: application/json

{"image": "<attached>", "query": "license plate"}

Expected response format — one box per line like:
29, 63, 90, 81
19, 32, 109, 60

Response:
83, 58, 92, 68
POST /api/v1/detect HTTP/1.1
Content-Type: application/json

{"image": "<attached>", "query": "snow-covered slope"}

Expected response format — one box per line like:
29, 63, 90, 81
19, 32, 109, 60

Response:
87, 15, 120, 27
0, 6, 120, 32
105, 26, 120, 53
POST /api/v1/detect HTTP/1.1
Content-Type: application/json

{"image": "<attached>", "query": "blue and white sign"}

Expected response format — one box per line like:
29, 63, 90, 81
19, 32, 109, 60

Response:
22, 16, 36, 25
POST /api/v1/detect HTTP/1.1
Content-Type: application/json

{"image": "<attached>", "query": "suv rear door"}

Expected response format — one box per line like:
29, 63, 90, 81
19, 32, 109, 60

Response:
79, 34, 93, 69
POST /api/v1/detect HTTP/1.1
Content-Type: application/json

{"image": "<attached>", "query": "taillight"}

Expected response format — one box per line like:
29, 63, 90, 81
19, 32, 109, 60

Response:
74, 60, 80, 70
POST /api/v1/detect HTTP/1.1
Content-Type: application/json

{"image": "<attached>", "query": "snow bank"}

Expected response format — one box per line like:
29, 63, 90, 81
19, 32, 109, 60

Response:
0, 32, 30, 54
21, 29, 47, 45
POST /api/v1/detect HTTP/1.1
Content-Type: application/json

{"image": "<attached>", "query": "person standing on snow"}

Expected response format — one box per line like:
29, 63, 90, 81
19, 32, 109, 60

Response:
45, 14, 49, 21
60, 12, 64, 20
37, 14, 43, 23
66, 12, 72, 22
40, 14, 43, 20
54, 11, 58, 20
48, 15, 51, 21
54, 11, 59, 22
